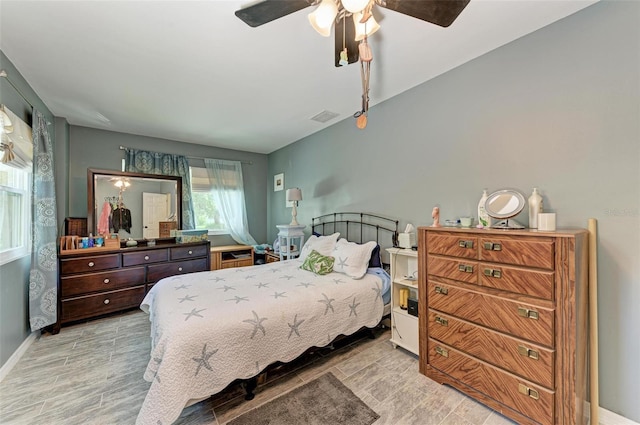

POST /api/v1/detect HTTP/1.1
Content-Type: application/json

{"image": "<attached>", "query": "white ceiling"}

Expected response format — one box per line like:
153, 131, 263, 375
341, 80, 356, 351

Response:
0, 0, 597, 154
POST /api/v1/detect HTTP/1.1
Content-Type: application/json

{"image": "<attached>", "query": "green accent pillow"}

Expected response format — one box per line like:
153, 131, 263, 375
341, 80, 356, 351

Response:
300, 249, 335, 275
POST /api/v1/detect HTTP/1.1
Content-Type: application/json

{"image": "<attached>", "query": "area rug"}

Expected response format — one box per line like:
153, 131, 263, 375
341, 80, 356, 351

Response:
227, 372, 380, 425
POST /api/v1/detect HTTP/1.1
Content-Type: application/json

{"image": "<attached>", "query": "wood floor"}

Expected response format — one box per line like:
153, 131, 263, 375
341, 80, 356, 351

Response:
0, 310, 515, 425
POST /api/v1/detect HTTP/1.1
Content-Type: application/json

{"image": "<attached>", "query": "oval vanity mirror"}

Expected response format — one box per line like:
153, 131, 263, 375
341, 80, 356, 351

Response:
484, 189, 526, 229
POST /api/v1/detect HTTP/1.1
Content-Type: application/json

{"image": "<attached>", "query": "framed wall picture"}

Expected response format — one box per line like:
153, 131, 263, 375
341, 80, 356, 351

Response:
274, 173, 284, 191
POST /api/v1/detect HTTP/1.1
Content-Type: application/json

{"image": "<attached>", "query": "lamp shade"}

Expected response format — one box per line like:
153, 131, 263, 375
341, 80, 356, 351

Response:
342, 0, 369, 13
308, 0, 338, 37
353, 11, 380, 41
286, 188, 302, 202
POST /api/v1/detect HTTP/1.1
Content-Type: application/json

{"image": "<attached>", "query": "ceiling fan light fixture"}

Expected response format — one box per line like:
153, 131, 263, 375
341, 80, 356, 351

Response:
341, 0, 370, 13
308, 0, 339, 37
353, 11, 380, 41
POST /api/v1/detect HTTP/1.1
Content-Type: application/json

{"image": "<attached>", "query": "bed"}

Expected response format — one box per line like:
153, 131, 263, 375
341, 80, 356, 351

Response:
137, 213, 398, 425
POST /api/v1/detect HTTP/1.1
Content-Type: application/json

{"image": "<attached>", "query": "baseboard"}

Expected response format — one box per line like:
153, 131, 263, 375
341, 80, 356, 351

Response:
0, 331, 37, 383
585, 401, 640, 425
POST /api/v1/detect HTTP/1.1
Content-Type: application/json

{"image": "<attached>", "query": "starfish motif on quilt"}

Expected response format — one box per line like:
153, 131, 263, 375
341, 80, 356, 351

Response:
318, 293, 335, 315
288, 314, 305, 339
178, 294, 197, 303
174, 284, 191, 290
218, 285, 236, 292
337, 257, 349, 270
272, 291, 287, 299
333, 278, 345, 285
192, 343, 218, 376
270, 268, 280, 273
372, 282, 382, 302
280, 275, 295, 280
297, 282, 314, 288
256, 282, 270, 289
184, 308, 206, 321
244, 275, 256, 280
209, 276, 225, 283
349, 298, 360, 317
243, 310, 268, 339
227, 296, 249, 304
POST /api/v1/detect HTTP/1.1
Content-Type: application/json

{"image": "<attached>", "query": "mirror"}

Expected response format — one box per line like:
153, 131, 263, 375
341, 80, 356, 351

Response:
484, 189, 526, 229
87, 168, 182, 240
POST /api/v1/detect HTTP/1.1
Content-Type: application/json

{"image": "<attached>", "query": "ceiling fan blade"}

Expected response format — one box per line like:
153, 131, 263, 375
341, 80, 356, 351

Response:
380, 0, 470, 27
235, 0, 311, 28
334, 17, 359, 67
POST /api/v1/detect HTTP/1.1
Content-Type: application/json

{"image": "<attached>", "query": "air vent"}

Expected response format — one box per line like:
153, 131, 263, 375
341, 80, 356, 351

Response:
310, 110, 339, 123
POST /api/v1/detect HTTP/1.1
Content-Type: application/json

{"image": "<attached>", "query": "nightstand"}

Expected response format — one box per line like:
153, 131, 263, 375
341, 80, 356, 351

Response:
386, 247, 419, 355
276, 224, 306, 261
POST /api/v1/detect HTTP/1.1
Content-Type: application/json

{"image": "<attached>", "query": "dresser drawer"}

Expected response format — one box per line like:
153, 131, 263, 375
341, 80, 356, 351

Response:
147, 258, 209, 282
122, 249, 169, 267
479, 263, 554, 300
428, 340, 554, 425
427, 256, 478, 284
171, 244, 209, 261
427, 233, 478, 259
480, 237, 554, 270
61, 267, 146, 297
60, 254, 120, 275
428, 281, 554, 347
428, 311, 554, 388
61, 286, 145, 322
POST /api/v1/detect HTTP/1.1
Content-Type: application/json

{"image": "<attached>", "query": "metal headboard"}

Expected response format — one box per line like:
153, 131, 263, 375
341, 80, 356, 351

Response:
311, 212, 399, 248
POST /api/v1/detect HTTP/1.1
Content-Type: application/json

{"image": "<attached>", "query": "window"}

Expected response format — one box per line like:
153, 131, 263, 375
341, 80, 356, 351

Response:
189, 166, 230, 234
0, 163, 31, 265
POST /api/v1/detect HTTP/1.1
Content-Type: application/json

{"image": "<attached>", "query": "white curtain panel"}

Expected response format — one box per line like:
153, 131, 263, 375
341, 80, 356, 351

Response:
204, 158, 257, 246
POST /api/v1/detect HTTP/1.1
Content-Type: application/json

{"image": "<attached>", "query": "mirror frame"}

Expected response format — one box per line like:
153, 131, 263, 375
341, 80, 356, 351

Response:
484, 189, 526, 220
87, 168, 183, 238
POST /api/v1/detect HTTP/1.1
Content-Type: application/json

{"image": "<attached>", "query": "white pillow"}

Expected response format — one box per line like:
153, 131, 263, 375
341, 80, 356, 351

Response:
298, 232, 340, 261
332, 239, 377, 279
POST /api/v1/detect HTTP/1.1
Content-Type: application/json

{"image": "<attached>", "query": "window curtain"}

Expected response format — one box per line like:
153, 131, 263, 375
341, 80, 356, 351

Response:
123, 148, 195, 229
29, 109, 58, 331
204, 159, 257, 245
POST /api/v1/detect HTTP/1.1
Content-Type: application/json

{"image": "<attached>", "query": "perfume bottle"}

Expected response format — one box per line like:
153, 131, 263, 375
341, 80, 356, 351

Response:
478, 189, 491, 228
528, 188, 543, 229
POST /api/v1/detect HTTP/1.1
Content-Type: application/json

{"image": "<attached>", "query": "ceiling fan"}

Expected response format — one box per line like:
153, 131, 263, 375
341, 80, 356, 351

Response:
235, 0, 471, 67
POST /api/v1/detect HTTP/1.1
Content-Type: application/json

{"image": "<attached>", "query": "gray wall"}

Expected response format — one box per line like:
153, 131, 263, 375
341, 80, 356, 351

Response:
0, 52, 57, 367
67, 126, 270, 245
267, 1, 639, 421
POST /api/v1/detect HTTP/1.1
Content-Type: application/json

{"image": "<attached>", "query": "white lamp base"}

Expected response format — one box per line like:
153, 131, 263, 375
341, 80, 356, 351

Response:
290, 202, 299, 226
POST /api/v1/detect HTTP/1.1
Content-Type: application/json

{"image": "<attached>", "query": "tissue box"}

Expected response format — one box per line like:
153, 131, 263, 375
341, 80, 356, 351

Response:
398, 232, 416, 249
172, 229, 209, 244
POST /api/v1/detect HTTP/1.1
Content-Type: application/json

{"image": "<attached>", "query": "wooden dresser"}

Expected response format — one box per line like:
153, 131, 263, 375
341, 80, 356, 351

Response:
57, 240, 210, 332
418, 227, 588, 425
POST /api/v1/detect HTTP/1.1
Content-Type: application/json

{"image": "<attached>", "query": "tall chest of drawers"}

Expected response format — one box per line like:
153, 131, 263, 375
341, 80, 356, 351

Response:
56, 240, 210, 332
418, 227, 589, 425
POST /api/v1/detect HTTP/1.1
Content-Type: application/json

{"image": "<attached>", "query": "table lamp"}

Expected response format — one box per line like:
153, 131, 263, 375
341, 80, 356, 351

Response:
286, 188, 302, 225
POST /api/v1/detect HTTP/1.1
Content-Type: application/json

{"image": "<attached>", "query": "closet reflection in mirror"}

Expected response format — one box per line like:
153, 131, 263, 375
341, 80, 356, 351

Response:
88, 169, 182, 240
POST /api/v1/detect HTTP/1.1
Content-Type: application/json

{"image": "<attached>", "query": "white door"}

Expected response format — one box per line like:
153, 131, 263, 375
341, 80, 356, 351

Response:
143, 192, 170, 239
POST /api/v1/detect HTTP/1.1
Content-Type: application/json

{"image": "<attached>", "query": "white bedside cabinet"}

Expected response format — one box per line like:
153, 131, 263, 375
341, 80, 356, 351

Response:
276, 225, 306, 261
386, 247, 419, 355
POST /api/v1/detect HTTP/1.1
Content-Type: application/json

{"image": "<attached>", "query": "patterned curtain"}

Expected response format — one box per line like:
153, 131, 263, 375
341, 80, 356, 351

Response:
29, 110, 58, 331
123, 148, 195, 229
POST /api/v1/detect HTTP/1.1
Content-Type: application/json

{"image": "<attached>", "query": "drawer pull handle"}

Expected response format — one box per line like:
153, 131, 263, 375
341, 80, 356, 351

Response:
518, 345, 540, 360
435, 316, 448, 326
483, 268, 502, 278
435, 286, 448, 295
458, 240, 474, 249
178, 267, 183, 272
88, 261, 95, 267
103, 299, 110, 305
144, 255, 150, 261
483, 242, 502, 251
517, 307, 539, 320
435, 346, 449, 357
458, 264, 474, 273
518, 383, 540, 400
188, 250, 193, 255
103, 278, 110, 284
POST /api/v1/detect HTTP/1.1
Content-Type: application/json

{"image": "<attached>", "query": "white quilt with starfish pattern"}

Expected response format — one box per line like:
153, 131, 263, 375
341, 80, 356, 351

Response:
137, 259, 386, 425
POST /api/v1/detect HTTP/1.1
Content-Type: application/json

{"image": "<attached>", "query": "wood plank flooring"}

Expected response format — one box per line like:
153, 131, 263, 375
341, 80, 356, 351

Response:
0, 310, 515, 425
